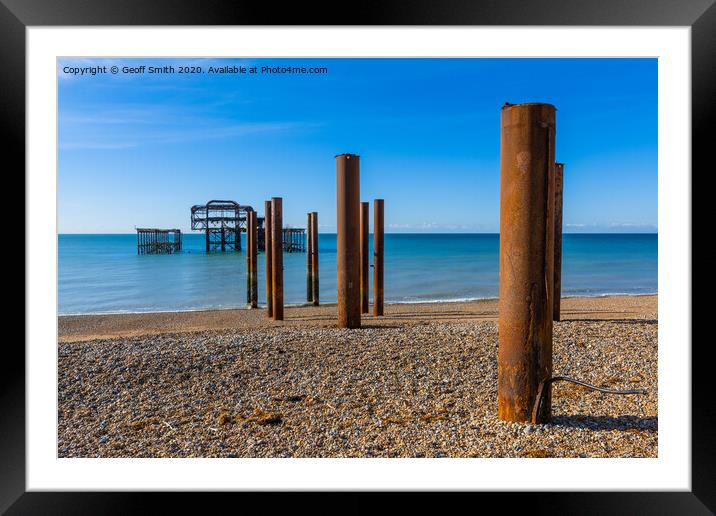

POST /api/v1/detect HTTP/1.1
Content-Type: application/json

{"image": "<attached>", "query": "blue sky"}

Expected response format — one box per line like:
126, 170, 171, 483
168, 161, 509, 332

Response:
58, 58, 657, 233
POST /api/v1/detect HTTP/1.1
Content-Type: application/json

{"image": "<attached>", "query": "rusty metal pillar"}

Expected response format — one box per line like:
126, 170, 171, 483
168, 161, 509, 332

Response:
271, 197, 284, 321
246, 211, 252, 305
360, 201, 370, 314
336, 154, 361, 329
311, 212, 319, 306
265, 200, 273, 318
553, 163, 564, 322
373, 199, 384, 317
250, 210, 258, 308
498, 102, 556, 424
307, 212, 314, 303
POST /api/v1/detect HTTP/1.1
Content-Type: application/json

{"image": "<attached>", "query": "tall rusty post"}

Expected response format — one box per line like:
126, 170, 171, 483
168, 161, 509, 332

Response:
498, 102, 556, 424
360, 202, 370, 314
249, 209, 258, 308
336, 154, 361, 329
265, 200, 273, 318
246, 210, 253, 305
553, 163, 564, 322
306, 212, 314, 303
373, 199, 384, 317
271, 197, 284, 321
311, 211, 319, 306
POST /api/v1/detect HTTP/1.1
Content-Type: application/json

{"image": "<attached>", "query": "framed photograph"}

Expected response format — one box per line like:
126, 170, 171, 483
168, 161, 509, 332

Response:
7, 0, 712, 511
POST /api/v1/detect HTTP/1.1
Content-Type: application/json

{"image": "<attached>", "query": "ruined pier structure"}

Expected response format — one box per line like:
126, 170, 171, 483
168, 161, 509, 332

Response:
497, 102, 565, 424
190, 200, 304, 253
136, 228, 181, 254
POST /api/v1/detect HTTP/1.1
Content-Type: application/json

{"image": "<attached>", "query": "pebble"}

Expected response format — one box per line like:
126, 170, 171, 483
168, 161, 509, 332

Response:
58, 318, 658, 458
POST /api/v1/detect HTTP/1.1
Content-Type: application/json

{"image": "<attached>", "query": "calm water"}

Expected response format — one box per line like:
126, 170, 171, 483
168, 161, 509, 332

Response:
58, 233, 657, 315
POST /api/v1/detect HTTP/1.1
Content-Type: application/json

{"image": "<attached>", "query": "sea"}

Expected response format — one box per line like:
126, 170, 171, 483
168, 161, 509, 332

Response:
58, 233, 657, 315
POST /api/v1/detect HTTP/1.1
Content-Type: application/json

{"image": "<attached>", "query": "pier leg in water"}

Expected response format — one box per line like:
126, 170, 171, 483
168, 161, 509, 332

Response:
250, 210, 258, 308
373, 199, 384, 317
271, 197, 284, 321
311, 212, 319, 306
498, 102, 556, 424
336, 154, 361, 328
246, 211, 252, 305
265, 200, 273, 318
553, 163, 564, 322
307, 212, 314, 303
360, 201, 370, 314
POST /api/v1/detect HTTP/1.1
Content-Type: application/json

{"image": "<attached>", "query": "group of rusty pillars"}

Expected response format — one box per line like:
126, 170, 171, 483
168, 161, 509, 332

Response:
359, 199, 385, 317
306, 212, 319, 306
335, 154, 384, 329
246, 210, 258, 308
498, 103, 564, 425
263, 198, 284, 320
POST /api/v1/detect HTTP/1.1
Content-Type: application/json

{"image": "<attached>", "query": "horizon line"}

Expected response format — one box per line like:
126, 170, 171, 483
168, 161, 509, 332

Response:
57, 231, 659, 235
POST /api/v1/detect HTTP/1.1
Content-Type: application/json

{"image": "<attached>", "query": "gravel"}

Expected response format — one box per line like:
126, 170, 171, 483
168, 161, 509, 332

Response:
58, 318, 657, 458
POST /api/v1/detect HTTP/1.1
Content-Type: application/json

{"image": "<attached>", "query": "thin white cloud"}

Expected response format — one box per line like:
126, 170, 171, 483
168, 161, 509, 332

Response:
60, 120, 321, 150
59, 142, 138, 150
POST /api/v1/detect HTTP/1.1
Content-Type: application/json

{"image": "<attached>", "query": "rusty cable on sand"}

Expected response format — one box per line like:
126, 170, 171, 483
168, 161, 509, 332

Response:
531, 376, 648, 424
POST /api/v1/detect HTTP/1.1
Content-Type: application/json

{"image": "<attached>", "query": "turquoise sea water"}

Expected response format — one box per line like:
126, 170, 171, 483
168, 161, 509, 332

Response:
58, 233, 657, 315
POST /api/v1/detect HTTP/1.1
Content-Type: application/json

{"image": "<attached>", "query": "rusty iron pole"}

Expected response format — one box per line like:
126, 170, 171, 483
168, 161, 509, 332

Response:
265, 200, 273, 317
306, 212, 314, 303
250, 210, 258, 308
553, 163, 564, 322
498, 102, 556, 424
336, 154, 361, 328
246, 210, 253, 305
271, 198, 284, 320
360, 202, 370, 314
311, 211, 319, 306
373, 199, 384, 317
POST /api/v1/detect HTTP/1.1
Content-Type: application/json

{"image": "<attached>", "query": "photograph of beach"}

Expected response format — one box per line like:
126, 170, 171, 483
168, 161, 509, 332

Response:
57, 57, 657, 458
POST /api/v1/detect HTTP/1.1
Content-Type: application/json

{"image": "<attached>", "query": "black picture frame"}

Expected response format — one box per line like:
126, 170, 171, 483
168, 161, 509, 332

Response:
4, 0, 712, 513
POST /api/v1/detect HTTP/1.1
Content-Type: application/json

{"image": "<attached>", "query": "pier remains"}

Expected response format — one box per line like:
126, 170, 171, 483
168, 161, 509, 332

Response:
136, 228, 182, 254
282, 228, 306, 252
191, 199, 303, 253
191, 200, 254, 252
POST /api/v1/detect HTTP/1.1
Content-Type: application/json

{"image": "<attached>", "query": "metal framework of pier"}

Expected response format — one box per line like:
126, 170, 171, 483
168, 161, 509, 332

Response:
190, 200, 258, 252
136, 228, 182, 254
281, 228, 306, 252
191, 199, 303, 253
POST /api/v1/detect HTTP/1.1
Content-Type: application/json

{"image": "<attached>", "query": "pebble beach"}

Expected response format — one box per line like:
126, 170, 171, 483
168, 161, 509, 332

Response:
58, 295, 657, 458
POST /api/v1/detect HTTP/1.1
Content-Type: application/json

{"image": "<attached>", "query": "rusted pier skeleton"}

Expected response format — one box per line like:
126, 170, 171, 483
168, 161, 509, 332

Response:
498, 103, 556, 424
373, 199, 384, 316
190, 200, 244, 252
360, 202, 370, 314
258, 227, 305, 253
310, 212, 319, 306
271, 197, 284, 320
553, 163, 565, 321
283, 228, 306, 253
136, 228, 181, 255
264, 200, 273, 318
336, 154, 361, 328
